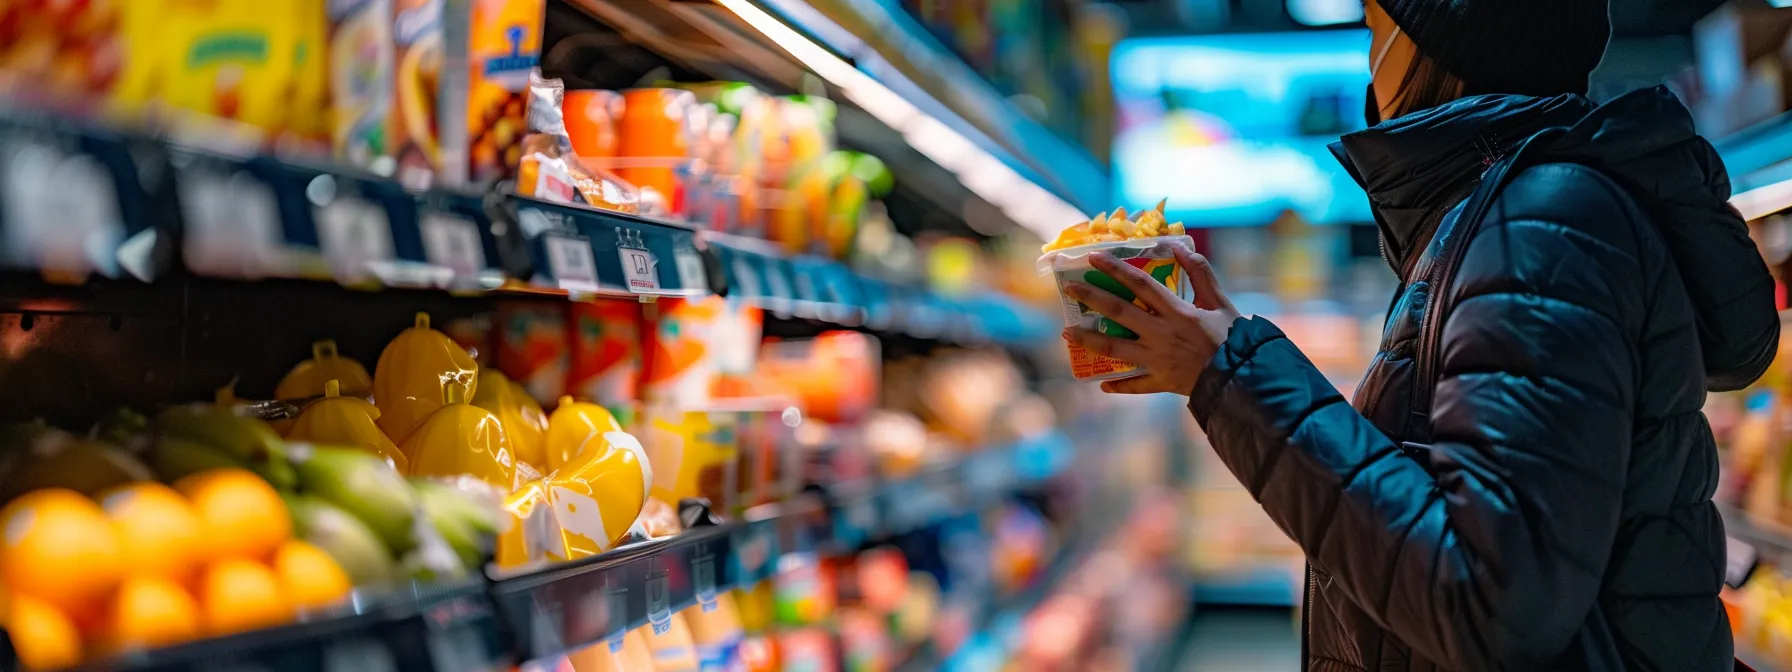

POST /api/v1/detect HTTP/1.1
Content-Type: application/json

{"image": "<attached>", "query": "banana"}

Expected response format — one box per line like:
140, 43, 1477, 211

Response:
291, 445, 420, 554
149, 436, 251, 482
287, 494, 397, 586
412, 480, 499, 569
153, 406, 286, 462
0, 435, 153, 501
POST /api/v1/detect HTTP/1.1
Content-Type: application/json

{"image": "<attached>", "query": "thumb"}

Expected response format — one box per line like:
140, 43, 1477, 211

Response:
1176, 248, 1230, 311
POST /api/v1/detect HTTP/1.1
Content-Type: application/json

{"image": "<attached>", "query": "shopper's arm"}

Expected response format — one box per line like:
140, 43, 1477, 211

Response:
1192, 166, 1643, 671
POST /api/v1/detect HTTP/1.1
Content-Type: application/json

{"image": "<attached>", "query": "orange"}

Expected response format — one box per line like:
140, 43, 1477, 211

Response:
9, 593, 83, 669
99, 483, 205, 582
196, 559, 291, 636
0, 489, 124, 615
272, 540, 351, 611
176, 469, 292, 561
101, 576, 201, 652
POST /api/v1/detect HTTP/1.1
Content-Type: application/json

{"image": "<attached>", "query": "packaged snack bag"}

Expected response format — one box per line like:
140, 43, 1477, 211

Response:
1038, 201, 1193, 381
391, 0, 445, 185
328, 0, 396, 167
440, 0, 543, 186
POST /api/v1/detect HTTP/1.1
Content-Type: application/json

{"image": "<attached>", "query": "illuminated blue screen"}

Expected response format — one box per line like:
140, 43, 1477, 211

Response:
1111, 30, 1374, 227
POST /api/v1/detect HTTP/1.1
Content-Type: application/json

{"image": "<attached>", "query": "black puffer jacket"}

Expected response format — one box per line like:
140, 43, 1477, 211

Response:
1190, 86, 1779, 671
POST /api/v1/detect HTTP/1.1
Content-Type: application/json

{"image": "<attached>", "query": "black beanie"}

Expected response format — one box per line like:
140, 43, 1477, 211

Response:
1374, 0, 1612, 97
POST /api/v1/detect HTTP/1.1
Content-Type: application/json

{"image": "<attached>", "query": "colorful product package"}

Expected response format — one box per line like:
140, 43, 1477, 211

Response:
111, 0, 308, 135
391, 0, 445, 185
1038, 233, 1196, 381
328, 0, 396, 167
568, 299, 644, 421
496, 301, 570, 402
641, 297, 723, 408
440, 0, 543, 186
641, 408, 737, 508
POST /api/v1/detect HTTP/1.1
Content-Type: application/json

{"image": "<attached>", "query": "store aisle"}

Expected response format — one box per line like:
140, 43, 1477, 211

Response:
1172, 607, 1300, 671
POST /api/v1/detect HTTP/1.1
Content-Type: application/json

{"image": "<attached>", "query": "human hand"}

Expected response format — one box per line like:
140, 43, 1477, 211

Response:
1063, 247, 1242, 395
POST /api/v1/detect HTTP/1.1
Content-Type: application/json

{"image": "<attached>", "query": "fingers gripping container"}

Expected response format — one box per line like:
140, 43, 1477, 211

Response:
1038, 235, 1197, 381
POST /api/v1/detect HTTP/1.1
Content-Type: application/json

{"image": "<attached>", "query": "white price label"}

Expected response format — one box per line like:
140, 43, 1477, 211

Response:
421, 213, 485, 277
619, 246, 660, 293
3, 144, 124, 276
545, 234, 597, 289
674, 246, 708, 292
316, 197, 393, 280
730, 256, 762, 299
179, 170, 280, 277
764, 264, 792, 301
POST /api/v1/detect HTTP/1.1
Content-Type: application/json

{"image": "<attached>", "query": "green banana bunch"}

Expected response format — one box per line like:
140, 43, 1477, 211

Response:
287, 494, 397, 586
151, 406, 296, 490
412, 479, 500, 571
0, 424, 153, 502
290, 445, 420, 554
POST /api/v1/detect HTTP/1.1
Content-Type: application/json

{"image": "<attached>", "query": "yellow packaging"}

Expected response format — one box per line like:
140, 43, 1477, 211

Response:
118, 0, 304, 133
540, 428, 651, 558
495, 480, 559, 569
645, 614, 699, 672
440, 0, 544, 185
642, 409, 736, 506
328, 0, 396, 167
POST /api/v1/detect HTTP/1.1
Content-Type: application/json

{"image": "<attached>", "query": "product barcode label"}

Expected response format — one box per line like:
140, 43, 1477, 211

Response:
316, 197, 394, 280
674, 246, 708, 293
421, 213, 485, 277
619, 246, 660, 292
545, 234, 597, 290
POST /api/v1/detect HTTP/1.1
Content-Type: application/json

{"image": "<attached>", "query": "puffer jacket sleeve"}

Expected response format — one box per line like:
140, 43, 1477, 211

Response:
1191, 164, 1644, 671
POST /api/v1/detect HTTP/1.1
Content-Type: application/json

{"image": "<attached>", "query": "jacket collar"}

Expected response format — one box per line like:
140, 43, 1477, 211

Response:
1330, 93, 1595, 272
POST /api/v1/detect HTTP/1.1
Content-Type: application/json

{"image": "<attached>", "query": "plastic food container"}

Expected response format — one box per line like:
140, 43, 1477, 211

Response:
1038, 235, 1196, 381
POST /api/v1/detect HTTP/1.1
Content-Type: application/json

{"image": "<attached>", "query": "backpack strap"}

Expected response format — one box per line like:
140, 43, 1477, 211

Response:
1405, 128, 1568, 439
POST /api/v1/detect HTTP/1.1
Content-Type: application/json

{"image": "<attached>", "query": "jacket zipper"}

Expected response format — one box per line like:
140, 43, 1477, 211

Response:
1302, 566, 1314, 671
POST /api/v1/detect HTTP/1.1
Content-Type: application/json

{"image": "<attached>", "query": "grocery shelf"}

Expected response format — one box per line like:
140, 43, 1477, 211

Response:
70, 432, 1073, 672
0, 111, 1053, 352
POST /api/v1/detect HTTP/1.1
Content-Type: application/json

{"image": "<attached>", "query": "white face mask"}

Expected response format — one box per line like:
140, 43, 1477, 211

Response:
1370, 26, 1403, 79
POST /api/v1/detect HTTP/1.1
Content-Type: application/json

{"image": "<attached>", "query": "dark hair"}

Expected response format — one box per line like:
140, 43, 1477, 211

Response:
1389, 52, 1469, 118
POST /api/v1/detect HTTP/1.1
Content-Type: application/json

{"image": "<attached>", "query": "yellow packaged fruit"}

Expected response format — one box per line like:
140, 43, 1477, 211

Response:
401, 386, 516, 488
374, 313, 479, 444
543, 396, 624, 471
472, 370, 549, 468
0, 489, 124, 615
542, 428, 651, 558
495, 481, 561, 569
277, 340, 374, 401
288, 380, 410, 471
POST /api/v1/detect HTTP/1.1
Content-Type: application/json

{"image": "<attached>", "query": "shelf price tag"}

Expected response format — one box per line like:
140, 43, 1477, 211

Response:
421, 212, 485, 277
545, 232, 598, 291
617, 229, 660, 293
316, 196, 394, 281
674, 244, 708, 293
179, 169, 281, 278
2, 141, 125, 277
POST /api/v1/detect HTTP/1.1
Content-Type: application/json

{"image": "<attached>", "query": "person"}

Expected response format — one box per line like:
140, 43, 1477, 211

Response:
1066, 0, 1781, 670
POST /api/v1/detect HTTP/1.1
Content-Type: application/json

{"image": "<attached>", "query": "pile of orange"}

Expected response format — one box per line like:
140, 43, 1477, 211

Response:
0, 469, 351, 668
